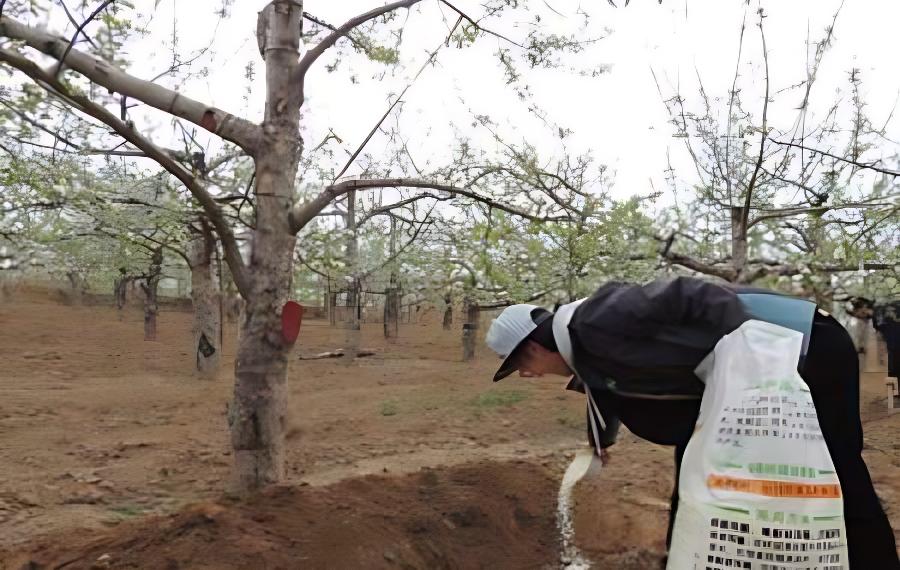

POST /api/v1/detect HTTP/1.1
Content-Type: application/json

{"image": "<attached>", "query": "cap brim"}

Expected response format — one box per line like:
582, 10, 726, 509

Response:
492, 341, 526, 382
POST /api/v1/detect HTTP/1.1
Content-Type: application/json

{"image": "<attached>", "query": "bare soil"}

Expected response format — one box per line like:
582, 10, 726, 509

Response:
0, 289, 897, 568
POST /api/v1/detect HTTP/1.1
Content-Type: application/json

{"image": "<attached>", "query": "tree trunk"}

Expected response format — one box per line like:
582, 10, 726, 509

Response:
346, 279, 360, 330
140, 248, 162, 341
228, 0, 302, 492
567, 268, 577, 303
442, 293, 452, 330
129, 280, 138, 304
216, 243, 225, 351
730, 206, 748, 282
189, 222, 221, 378
323, 279, 335, 325
384, 216, 400, 340
328, 290, 337, 325
462, 296, 479, 361
343, 189, 361, 355
384, 285, 400, 340
114, 269, 129, 321
344, 277, 361, 357
65, 270, 84, 305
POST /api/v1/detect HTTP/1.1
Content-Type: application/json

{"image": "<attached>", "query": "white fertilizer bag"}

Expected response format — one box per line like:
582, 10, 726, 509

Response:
667, 320, 849, 570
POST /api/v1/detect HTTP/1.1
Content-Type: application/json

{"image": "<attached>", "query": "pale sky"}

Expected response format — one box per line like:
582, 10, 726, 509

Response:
26, 0, 900, 208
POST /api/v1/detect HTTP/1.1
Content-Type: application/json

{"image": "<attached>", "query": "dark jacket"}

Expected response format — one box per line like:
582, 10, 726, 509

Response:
567, 277, 815, 448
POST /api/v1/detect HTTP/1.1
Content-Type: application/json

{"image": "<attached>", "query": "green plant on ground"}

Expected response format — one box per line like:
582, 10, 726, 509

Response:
379, 399, 399, 416
108, 504, 146, 518
471, 389, 529, 409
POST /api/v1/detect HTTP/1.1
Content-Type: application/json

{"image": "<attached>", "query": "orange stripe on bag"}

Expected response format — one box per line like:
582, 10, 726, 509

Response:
706, 475, 842, 498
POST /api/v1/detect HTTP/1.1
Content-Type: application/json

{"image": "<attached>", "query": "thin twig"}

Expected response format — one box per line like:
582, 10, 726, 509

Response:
439, 0, 525, 48
55, 0, 116, 77
770, 140, 900, 177
740, 8, 770, 234
724, 5, 748, 205
57, 0, 99, 49
333, 16, 463, 183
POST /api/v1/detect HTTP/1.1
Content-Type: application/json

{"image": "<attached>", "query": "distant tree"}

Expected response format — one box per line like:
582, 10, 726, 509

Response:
653, 7, 899, 300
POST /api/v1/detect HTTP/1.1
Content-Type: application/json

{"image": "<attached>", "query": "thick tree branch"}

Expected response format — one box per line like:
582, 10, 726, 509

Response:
1, 201, 63, 213
660, 248, 738, 282
661, 244, 894, 284
0, 16, 261, 153
748, 199, 897, 227
290, 177, 570, 233
744, 261, 894, 283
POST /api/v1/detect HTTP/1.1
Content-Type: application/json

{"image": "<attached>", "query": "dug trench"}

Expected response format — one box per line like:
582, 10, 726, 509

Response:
3, 459, 666, 570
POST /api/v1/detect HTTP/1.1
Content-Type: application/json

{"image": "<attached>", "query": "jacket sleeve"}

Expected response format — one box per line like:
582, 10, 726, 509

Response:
572, 276, 748, 340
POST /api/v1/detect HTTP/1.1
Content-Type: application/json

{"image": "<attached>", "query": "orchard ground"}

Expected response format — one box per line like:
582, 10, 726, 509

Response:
0, 288, 897, 569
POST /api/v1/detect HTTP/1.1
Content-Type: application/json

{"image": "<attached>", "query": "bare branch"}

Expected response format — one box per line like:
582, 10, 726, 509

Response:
848, 206, 900, 247
290, 177, 570, 233
740, 8, 770, 233
205, 148, 246, 174
295, 0, 422, 102
55, 0, 115, 77
724, 5, 748, 204
356, 193, 451, 226
333, 15, 462, 182
359, 217, 434, 279
0, 98, 80, 148
301, 11, 371, 54
770, 139, 900, 177
295, 251, 332, 279
439, 0, 524, 48
57, 0, 99, 50
135, 231, 191, 266
660, 247, 738, 282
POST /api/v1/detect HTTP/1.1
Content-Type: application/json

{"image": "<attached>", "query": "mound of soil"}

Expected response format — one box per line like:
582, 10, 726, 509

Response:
5, 461, 560, 570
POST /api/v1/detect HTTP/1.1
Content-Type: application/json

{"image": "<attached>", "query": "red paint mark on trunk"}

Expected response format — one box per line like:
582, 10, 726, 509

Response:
281, 302, 303, 345
200, 110, 218, 132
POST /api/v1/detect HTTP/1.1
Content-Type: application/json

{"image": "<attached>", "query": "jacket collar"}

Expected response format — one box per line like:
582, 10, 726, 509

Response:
552, 298, 586, 371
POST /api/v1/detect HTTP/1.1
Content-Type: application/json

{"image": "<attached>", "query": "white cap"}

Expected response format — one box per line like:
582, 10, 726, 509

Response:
485, 304, 552, 381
